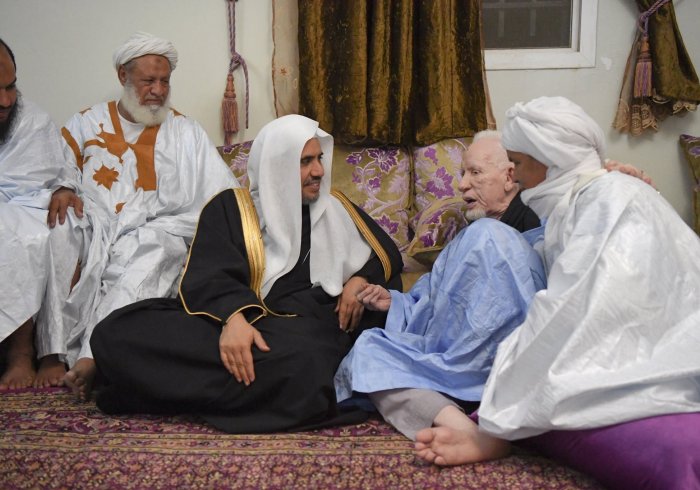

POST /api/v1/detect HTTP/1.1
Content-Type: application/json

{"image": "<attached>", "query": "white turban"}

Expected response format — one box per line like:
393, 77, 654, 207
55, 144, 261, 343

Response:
501, 96, 606, 218
112, 32, 178, 71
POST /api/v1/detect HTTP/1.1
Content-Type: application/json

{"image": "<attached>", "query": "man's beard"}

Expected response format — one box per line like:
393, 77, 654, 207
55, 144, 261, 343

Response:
0, 93, 21, 145
120, 83, 170, 127
302, 195, 320, 205
465, 207, 487, 223
301, 177, 322, 205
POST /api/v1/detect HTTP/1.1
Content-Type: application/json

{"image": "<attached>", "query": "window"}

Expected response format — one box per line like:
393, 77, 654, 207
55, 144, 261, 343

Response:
483, 0, 598, 70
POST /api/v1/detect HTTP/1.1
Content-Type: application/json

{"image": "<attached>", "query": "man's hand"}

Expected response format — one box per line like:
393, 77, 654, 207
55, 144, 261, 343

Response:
48, 187, 84, 227
356, 283, 392, 313
219, 313, 270, 386
335, 276, 368, 333
605, 159, 656, 189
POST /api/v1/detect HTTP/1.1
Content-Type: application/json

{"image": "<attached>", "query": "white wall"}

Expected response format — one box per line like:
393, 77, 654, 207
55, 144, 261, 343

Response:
0, 0, 274, 143
2, 0, 699, 224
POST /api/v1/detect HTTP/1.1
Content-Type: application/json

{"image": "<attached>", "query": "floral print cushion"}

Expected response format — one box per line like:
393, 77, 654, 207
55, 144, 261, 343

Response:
332, 144, 418, 272
680, 134, 700, 234
218, 138, 471, 273
412, 137, 469, 216
407, 197, 468, 267
220, 141, 253, 187
406, 137, 470, 265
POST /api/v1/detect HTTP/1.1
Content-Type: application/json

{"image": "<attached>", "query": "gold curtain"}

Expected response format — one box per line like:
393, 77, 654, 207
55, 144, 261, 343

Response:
272, 0, 300, 117
298, 0, 488, 146
614, 0, 700, 136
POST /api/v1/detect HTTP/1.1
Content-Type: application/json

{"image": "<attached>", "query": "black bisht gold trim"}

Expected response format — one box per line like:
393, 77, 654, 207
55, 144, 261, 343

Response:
331, 189, 393, 283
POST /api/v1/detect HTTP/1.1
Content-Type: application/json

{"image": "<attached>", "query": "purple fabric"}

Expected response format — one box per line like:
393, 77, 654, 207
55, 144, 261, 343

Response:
519, 413, 700, 490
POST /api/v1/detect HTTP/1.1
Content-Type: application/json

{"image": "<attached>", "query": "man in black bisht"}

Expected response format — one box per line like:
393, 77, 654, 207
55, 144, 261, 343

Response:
91, 114, 403, 433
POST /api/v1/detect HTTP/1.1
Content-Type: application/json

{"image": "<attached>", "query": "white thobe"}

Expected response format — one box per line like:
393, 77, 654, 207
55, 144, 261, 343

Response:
478, 172, 700, 440
47, 101, 239, 365
0, 100, 79, 343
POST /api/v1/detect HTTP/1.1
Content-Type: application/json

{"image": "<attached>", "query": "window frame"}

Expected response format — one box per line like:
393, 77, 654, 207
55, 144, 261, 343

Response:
484, 0, 598, 70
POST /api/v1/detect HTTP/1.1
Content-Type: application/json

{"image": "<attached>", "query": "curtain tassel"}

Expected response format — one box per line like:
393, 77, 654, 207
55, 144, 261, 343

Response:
222, 73, 239, 146
633, 34, 653, 98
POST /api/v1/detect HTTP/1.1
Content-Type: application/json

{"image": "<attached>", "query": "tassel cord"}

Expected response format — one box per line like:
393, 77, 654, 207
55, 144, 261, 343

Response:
224, 0, 249, 142
637, 0, 671, 36
633, 0, 671, 98
228, 52, 249, 130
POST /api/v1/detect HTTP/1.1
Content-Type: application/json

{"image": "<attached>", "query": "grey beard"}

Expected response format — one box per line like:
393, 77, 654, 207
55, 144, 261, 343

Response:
302, 194, 320, 205
0, 93, 21, 145
465, 207, 487, 223
120, 84, 170, 126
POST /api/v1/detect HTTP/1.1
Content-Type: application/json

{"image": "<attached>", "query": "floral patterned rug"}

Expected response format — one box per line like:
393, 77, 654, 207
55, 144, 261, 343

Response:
0, 388, 601, 489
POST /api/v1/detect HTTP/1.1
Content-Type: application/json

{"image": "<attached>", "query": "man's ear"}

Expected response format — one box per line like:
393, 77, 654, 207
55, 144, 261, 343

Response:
117, 65, 128, 87
504, 165, 516, 192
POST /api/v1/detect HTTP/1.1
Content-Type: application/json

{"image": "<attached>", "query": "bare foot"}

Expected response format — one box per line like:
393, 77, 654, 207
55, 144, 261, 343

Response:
0, 319, 37, 390
0, 352, 36, 390
34, 355, 67, 388
414, 409, 511, 466
64, 357, 96, 401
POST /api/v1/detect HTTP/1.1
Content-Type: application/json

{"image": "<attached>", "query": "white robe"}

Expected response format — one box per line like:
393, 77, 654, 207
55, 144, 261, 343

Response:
47, 101, 239, 365
478, 172, 700, 440
0, 100, 78, 343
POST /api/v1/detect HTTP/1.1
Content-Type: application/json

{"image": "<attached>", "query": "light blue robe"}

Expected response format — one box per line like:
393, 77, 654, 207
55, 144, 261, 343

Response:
334, 218, 546, 403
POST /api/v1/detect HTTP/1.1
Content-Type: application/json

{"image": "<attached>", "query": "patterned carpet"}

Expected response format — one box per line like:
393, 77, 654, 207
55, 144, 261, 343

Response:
0, 388, 602, 489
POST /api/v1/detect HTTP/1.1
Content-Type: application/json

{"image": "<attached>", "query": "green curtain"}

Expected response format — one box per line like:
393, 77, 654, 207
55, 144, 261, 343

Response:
298, 0, 486, 146
639, 0, 700, 102
614, 1, 700, 135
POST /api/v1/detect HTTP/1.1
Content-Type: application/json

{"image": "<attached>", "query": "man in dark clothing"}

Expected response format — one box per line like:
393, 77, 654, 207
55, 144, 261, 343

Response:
90, 115, 403, 433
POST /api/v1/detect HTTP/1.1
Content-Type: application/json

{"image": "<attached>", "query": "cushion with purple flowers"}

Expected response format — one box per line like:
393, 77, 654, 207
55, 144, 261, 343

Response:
406, 138, 469, 265
332, 144, 418, 272
220, 141, 253, 187
679, 134, 700, 234
411, 138, 469, 217
407, 197, 468, 266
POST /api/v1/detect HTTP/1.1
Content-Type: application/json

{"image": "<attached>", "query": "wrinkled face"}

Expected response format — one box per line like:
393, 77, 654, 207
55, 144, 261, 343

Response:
300, 137, 324, 204
118, 54, 171, 108
458, 138, 514, 220
0, 45, 18, 130
507, 151, 548, 190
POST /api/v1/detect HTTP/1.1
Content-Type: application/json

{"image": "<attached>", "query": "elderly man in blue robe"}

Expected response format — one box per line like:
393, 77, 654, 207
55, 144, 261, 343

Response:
333, 131, 546, 447
411, 97, 700, 490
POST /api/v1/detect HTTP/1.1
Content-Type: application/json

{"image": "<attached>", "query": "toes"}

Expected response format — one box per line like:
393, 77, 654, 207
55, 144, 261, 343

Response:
416, 448, 436, 463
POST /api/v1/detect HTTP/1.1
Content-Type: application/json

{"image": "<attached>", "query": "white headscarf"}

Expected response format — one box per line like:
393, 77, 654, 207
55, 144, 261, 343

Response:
112, 32, 178, 71
248, 115, 372, 298
501, 96, 605, 218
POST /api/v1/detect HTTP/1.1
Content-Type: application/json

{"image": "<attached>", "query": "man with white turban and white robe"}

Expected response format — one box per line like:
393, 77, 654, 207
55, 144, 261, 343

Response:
0, 38, 83, 390
38, 32, 240, 400
415, 96, 700, 490
90, 114, 403, 433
